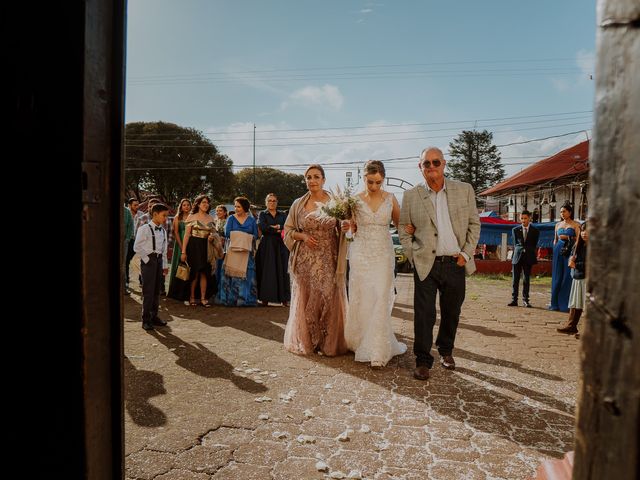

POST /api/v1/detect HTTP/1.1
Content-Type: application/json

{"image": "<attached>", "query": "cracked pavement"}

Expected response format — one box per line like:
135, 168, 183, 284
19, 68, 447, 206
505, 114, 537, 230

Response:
125, 274, 579, 479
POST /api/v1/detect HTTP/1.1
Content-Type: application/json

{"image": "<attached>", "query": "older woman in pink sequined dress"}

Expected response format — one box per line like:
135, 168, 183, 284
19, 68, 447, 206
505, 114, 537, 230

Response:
283, 164, 348, 356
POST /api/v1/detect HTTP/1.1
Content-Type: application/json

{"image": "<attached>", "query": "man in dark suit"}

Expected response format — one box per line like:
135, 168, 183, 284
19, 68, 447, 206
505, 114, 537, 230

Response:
508, 210, 539, 308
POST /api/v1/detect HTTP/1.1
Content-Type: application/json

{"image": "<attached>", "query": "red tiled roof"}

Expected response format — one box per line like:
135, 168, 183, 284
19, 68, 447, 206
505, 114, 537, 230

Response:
480, 140, 589, 196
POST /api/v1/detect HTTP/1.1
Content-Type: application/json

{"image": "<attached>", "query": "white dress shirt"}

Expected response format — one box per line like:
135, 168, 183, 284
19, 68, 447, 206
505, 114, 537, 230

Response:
134, 222, 168, 267
425, 180, 470, 261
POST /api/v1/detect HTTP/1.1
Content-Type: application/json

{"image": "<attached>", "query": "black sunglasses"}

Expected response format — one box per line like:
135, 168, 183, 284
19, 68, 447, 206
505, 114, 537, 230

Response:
421, 159, 442, 168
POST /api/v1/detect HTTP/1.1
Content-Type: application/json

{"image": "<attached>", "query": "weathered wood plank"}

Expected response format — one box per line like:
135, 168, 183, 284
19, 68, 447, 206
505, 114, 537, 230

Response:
573, 1, 640, 479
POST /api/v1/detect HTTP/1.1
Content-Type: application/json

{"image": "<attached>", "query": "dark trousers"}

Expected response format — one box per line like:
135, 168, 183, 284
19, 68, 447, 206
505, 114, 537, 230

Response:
413, 259, 466, 368
125, 239, 135, 285
511, 261, 533, 302
141, 254, 163, 325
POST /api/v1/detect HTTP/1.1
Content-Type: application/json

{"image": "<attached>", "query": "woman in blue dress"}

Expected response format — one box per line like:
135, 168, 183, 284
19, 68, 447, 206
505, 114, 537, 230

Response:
215, 197, 258, 306
549, 203, 581, 312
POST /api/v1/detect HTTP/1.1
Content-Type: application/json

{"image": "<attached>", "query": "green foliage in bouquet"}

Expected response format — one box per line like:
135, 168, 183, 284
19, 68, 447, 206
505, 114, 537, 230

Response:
316, 185, 360, 220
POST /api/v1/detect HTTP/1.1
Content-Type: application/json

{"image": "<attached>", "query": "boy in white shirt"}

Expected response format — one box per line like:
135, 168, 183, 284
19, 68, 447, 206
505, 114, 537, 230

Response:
134, 203, 169, 330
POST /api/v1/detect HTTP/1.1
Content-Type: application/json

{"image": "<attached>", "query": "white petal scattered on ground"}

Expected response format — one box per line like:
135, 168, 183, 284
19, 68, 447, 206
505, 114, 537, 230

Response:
151, 343, 158, 347
169, 348, 176, 352
324, 384, 333, 389
359, 424, 371, 433
254, 379, 264, 384
303, 409, 314, 418
315, 461, 329, 472
341, 399, 351, 405
254, 396, 272, 403
347, 470, 362, 479
233, 367, 243, 372
296, 434, 316, 444
269, 373, 278, 378
178, 345, 186, 348
241, 361, 249, 366
336, 429, 351, 442
329, 471, 346, 479
258, 414, 269, 420
375, 439, 390, 451
272, 431, 288, 439
309, 370, 317, 374
259, 371, 269, 375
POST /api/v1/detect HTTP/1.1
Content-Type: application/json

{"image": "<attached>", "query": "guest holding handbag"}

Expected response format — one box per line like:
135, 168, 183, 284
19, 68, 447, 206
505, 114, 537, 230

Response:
180, 195, 217, 307
215, 197, 258, 306
168, 198, 192, 302
557, 222, 588, 335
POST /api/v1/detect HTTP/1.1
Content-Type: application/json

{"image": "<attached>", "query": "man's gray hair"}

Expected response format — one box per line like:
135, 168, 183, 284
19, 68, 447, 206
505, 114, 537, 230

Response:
420, 146, 445, 159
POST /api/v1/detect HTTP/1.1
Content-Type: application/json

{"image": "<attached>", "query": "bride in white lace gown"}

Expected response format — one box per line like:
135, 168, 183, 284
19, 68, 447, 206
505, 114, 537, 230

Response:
345, 160, 407, 367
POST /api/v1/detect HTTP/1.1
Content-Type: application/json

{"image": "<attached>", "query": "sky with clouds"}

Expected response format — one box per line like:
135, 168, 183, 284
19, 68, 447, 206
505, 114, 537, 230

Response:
126, 0, 596, 198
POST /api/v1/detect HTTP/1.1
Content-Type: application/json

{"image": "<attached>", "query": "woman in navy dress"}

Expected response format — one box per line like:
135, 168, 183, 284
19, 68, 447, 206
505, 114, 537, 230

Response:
215, 197, 258, 306
256, 193, 291, 306
549, 203, 581, 312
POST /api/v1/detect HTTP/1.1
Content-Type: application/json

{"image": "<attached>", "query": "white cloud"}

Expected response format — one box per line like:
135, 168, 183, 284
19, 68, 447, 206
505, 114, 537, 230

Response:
551, 50, 595, 91
281, 84, 344, 111
576, 50, 595, 76
360, 8, 372, 13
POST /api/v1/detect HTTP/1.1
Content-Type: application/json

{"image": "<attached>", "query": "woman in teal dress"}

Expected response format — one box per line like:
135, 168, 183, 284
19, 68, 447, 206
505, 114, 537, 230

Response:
215, 197, 258, 306
549, 203, 581, 312
168, 198, 192, 301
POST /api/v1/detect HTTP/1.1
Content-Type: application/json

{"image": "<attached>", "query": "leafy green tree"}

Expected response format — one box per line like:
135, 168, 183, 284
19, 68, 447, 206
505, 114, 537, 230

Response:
447, 130, 505, 193
234, 167, 307, 207
125, 121, 234, 207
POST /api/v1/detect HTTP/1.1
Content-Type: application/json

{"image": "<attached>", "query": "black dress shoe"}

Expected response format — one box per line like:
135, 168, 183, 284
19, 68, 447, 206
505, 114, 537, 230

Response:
142, 322, 154, 331
413, 366, 430, 380
507, 301, 518, 306
152, 317, 167, 326
523, 300, 532, 308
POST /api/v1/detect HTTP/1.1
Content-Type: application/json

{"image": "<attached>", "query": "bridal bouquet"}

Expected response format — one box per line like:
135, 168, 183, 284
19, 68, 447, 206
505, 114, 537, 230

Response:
316, 185, 359, 241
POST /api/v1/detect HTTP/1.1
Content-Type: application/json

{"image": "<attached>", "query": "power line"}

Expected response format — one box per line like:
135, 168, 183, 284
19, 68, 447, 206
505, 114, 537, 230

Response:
124, 110, 593, 137
124, 115, 592, 143
127, 68, 583, 86
124, 121, 592, 148
128, 58, 576, 80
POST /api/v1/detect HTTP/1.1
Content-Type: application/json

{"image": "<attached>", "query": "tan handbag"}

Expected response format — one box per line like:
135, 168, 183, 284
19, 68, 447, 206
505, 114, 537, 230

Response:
175, 261, 190, 281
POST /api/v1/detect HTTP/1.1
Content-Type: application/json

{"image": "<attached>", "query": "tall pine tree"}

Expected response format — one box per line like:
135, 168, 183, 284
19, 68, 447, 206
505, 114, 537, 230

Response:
447, 130, 505, 193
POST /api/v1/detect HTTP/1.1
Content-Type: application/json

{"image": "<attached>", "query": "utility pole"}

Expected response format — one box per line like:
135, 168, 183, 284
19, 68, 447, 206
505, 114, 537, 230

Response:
253, 123, 256, 203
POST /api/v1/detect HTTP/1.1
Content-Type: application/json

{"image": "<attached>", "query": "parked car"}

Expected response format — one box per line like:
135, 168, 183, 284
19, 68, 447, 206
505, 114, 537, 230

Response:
391, 232, 412, 273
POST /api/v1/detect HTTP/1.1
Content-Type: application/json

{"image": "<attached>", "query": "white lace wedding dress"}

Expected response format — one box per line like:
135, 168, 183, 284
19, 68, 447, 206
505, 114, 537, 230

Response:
345, 194, 407, 366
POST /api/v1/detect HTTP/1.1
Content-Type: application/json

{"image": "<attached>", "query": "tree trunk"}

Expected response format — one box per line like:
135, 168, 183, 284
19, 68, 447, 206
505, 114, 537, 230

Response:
573, 1, 640, 479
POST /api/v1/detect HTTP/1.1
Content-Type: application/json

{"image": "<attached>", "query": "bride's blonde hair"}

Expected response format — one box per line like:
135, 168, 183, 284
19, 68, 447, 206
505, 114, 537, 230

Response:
363, 160, 386, 178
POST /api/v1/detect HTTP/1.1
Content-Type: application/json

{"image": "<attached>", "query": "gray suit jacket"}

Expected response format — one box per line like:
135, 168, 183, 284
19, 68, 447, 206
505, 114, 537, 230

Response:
399, 179, 481, 281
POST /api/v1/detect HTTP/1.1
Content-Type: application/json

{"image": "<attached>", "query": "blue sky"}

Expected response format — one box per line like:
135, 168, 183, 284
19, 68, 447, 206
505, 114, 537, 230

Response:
126, 0, 596, 195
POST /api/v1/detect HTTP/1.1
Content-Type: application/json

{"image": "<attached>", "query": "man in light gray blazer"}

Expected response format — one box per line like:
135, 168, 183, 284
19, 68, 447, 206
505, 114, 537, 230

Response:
399, 147, 480, 381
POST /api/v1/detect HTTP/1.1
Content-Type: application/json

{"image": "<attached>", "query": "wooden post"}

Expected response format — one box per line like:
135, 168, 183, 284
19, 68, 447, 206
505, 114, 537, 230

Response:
573, 1, 640, 479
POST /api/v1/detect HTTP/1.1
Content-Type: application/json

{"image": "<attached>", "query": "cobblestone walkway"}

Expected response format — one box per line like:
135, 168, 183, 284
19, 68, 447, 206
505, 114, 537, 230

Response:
125, 274, 579, 479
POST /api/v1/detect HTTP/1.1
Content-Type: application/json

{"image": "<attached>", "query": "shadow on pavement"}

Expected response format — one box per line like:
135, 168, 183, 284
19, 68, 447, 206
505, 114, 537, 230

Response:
149, 327, 268, 394
124, 357, 167, 427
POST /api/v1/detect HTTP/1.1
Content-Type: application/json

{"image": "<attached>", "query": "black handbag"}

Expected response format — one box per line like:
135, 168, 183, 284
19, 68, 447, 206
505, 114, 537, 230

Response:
560, 237, 573, 257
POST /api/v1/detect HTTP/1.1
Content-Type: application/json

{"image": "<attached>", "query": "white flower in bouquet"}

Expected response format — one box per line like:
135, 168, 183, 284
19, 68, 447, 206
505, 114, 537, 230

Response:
315, 186, 360, 241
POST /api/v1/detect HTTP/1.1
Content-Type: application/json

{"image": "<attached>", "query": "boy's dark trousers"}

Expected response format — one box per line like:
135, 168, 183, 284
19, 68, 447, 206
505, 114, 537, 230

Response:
141, 254, 163, 326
